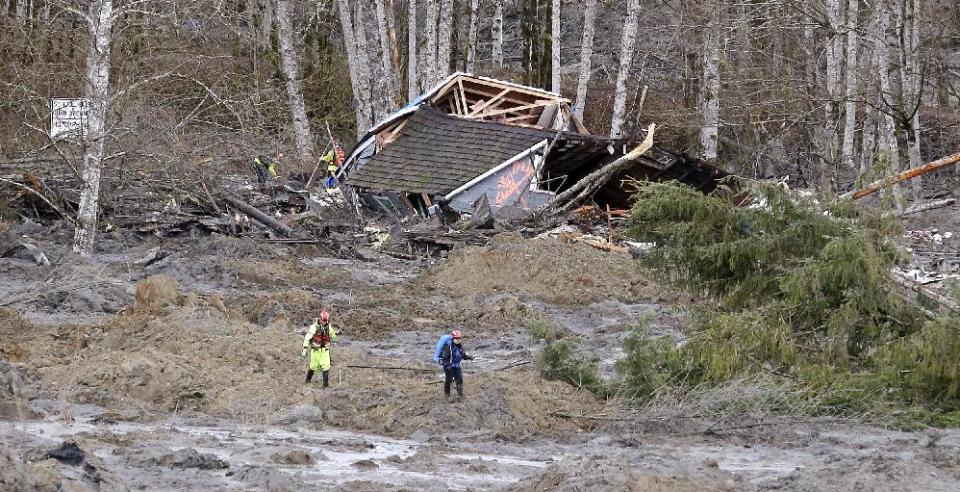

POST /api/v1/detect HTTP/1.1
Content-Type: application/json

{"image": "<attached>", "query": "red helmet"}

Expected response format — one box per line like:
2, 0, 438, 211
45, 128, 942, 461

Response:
320, 311, 330, 323
451, 330, 462, 339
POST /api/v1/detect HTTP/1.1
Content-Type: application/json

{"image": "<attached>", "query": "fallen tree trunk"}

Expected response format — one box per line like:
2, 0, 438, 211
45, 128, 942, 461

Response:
536, 124, 655, 219
841, 151, 960, 200
894, 198, 956, 217
221, 195, 296, 237
345, 364, 436, 372
890, 270, 960, 315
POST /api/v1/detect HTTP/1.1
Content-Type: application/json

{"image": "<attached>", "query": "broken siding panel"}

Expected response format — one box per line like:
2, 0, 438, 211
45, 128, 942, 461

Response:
447, 155, 546, 213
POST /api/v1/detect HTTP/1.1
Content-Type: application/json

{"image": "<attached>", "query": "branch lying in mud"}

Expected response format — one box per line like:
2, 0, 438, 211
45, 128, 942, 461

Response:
345, 365, 437, 372
0, 177, 75, 224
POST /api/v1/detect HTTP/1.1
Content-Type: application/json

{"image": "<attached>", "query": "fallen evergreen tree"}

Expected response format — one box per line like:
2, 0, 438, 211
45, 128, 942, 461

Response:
619, 180, 960, 424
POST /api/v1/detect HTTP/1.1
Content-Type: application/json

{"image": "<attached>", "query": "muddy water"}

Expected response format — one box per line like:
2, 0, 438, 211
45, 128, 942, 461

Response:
6, 413, 960, 491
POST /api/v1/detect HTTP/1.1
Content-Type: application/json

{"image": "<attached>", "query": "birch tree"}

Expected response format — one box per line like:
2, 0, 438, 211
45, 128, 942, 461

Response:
436, 0, 453, 82
466, 0, 480, 72
572, 0, 597, 122
550, 0, 560, 93
492, 0, 504, 69
899, 0, 923, 199
700, 8, 721, 161
822, 0, 844, 193
275, 0, 315, 165
874, 1, 904, 208
610, 0, 641, 138
840, 0, 860, 170
73, 0, 113, 255
408, 0, 418, 100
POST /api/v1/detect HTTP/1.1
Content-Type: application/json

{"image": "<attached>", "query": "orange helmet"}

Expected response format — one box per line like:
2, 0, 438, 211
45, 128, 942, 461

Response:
320, 311, 330, 323
451, 330, 462, 339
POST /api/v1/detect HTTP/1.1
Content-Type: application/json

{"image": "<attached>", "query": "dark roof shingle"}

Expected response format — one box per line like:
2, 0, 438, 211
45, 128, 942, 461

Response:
346, 107, 550, 194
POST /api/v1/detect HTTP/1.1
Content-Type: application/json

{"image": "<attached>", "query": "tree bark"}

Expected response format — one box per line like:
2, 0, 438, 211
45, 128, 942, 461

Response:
222, 195, 296, 236
436, 0, 453, 82
423, 0, 439, 86
572, 0, 597, 122
550, 0, 560, 93
492, 0, 504, 69
353, 0, 378, 121
275, 0, 316, 166
840, 0, 860, 171
407, 0, 419, 100
466, 0, 480, 72
699, 7, 721, 162
73, 0, 113, 255
374, 0, 398, 109
337, 0, 373, 136
609, 0, 641, 138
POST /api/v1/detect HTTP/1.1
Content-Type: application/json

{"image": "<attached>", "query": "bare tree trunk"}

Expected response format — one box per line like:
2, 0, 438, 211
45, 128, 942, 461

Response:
275, 0, 315, 165
408, 0, 418, 100
901, 0, 923, 200
436, 0, 453, 82
423, 0, 438, 86
466, 0, 480, 72
73, 0, 113, 255
374, 0, 398, 108
385, 0, 401, 77
337, 0, 373, 136
260, 0, 274, 40
609, 0, 641, 138
354, 1, 378, 121
571, 0, 597, 122
822, 0, 844, 195
840, 0, 860, 170
492, 0, 504, 69
14, 0, 25, 18
699, 7, 721, 161
550, 0, 560, 92
875, 1, 904, 209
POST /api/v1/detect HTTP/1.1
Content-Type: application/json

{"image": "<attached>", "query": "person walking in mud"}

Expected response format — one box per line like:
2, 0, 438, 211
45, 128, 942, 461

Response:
433, 330, 474, 402
302, 311, 338, 387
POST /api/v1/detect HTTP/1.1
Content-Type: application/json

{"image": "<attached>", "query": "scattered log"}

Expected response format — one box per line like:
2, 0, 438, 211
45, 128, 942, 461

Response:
344, 364, 436, 372
536, 123, 656, 218
841, 151, 960, 200
0, 177, 75, 224
221, 195, 296, 237
890, 270, 960, 315
894, 198, 956, 217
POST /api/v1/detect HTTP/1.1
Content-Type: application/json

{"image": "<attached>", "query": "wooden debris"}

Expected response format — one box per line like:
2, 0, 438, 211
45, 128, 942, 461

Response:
841, 151, 960, 200
221, 195, 297, 237
895, 198, 956, 217
891, 270, 960, 315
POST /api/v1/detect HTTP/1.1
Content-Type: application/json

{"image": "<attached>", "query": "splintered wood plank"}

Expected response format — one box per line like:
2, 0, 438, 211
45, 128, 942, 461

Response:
457, 78, 469, 115
469, 88, 512, 115
471, 100, 556, 119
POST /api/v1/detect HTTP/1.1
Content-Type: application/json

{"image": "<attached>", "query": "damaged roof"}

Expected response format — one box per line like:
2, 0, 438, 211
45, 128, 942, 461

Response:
347, 107, 550, 195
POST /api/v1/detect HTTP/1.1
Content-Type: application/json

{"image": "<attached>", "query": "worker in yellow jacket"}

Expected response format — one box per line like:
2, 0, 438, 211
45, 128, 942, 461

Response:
302, 310, 338, 387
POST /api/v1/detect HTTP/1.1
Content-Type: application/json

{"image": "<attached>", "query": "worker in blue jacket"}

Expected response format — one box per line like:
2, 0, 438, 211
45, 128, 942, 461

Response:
433, 330, 474, 402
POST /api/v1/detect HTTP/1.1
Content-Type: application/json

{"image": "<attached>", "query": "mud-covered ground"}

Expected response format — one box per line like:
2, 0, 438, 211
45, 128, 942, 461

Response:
3, 224, 960, 491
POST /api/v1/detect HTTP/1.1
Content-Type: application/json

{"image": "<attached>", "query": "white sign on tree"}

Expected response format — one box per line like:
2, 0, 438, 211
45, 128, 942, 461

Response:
50, 98, 90, 140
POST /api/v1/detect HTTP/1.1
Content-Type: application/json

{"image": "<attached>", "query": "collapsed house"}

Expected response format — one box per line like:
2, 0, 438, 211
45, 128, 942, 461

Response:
341, 73, 724, 221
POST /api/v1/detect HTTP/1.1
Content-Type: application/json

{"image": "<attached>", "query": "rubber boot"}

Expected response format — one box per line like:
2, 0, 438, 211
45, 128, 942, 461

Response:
322, 370, 330, 388
305, 369, 314, 383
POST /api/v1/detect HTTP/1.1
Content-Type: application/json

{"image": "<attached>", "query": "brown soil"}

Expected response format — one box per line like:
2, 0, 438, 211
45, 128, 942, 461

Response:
419, 233, 662, 304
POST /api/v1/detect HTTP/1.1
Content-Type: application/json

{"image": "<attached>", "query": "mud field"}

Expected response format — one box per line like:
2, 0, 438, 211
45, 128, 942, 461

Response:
3, 226, 960, 491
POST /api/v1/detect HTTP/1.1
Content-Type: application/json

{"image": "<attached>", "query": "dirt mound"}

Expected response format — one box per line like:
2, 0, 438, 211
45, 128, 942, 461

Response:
420, 234, 660, 304
0, 308, 32, 361
509, 456, 726, 492
134, 274, 181, 310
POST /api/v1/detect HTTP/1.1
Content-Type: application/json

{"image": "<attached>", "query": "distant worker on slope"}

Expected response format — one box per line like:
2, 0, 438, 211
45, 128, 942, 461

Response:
320, 149, 339, 188
302, 310, 338, 387
253, 152, 281, 186
433, 330, 474, 402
